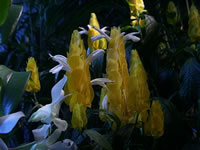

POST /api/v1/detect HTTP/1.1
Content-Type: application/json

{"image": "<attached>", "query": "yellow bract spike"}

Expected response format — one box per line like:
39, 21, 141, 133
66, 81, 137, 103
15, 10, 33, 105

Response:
106, 27, 129, 125
88, 13, 107, 52
167, 1, 179, 25
72, 104, 87, 129
129, 0, 145, 16
144, 101, 164, 137
64, 30, 94, 129
25, 57, 40, 93
188, 4, 200, 42
127, 50, 149, 114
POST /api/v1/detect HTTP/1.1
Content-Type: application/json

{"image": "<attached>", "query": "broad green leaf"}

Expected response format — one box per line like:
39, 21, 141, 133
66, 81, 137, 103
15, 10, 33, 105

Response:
0, 0, 11, 26
0, 65, 30, 116
0, 111, 25, 134
0, 4, 23, 43
84, 129, 113, 150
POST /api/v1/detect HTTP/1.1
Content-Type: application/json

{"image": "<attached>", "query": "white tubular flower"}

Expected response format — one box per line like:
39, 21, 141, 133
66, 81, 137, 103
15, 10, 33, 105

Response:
29, 75, 70, 124
91, 34, 106, 41
86, 49, 105, 64
91, 25, 141, 43
31, 128, 78, 150
101, 26, 109, 34
32, 124, 51, 142
29, 104, 52, 124
52, 118, 68, 132
89, 25, 111, 41
79, 27, 88, 35
123, 32, 140, 42
102, 95, 108, 110
49, 54, 72, 74
90, 78, 113, 90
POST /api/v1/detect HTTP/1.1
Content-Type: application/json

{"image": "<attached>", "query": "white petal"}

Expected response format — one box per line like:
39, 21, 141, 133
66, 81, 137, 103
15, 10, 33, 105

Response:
49, 64, 63, 74
32, 124, 51, 142
51, 75, 67, 104
49, 54, 72, 73
86, 49, 105, 64
79, 27, 88, 35
47, 129, 62, 145
101, 26, 108, 33
90, 78, 113, 89
91, 34, 105, 41
0, 111, 25, 134
51, 103, 61, 119
102, 95, 108, 110
48, 139, 78, 150
124, 32, 140, 42
29, 104, 52, 124
53, 118, 68, 131
49, 54, 67, 63
89, 25, 111, 41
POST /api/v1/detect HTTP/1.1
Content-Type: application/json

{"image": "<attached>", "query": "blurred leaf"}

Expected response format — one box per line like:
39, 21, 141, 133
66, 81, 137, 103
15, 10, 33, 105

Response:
113, 124, 135, 150
0, 4, 23, 43
0, 138, 8, 150
0, 78, 2, 104
9, 142, 36, 150
84, 129, 113, 150
0, 111, 25, 134
153, 97, 190, 150
144, 15, 159, 46
0, 65, 30, 116
0, 0, 11, 26
179, 58, 200, 108
87, 109, 121, 131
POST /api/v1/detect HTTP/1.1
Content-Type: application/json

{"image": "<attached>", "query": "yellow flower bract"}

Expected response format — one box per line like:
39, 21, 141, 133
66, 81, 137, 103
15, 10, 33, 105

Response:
64, 30, 94, 129
129, 0, 145, 16
88, 13, 107, 52
25, 57, 40, 93
144, 101, 164, 137
106, 27, 150, 126
167, 1, 179, 25
188, 4, 200, 42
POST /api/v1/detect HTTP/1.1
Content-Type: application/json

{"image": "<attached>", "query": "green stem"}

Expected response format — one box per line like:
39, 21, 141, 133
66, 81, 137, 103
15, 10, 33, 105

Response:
186, 0, 190, 17
33, 92, 39, 105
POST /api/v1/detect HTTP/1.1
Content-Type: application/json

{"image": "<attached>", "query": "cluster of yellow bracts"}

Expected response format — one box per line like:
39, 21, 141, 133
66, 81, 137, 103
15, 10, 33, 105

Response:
25, 9, 164, 138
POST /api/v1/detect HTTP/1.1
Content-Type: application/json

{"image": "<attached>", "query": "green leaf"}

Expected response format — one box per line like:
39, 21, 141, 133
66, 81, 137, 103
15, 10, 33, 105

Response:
0, 4, 23, 43
87, 109, 121, 131
84, 129, 113, 150
0, 65, 30, 116
0, 0, 11, 26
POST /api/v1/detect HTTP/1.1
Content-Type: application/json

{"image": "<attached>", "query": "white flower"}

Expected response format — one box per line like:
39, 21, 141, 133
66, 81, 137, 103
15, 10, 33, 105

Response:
123, 32, 140, 42
31, 127, 78, 150
29, 75, 71, 124
90, 78, 113, 90
49, 54, 72, 74
50, 49, 105, 75
79, 25, 109, 36
86, 49, 105, 64
102, 95, 108, 110
90, 26, 140, 43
